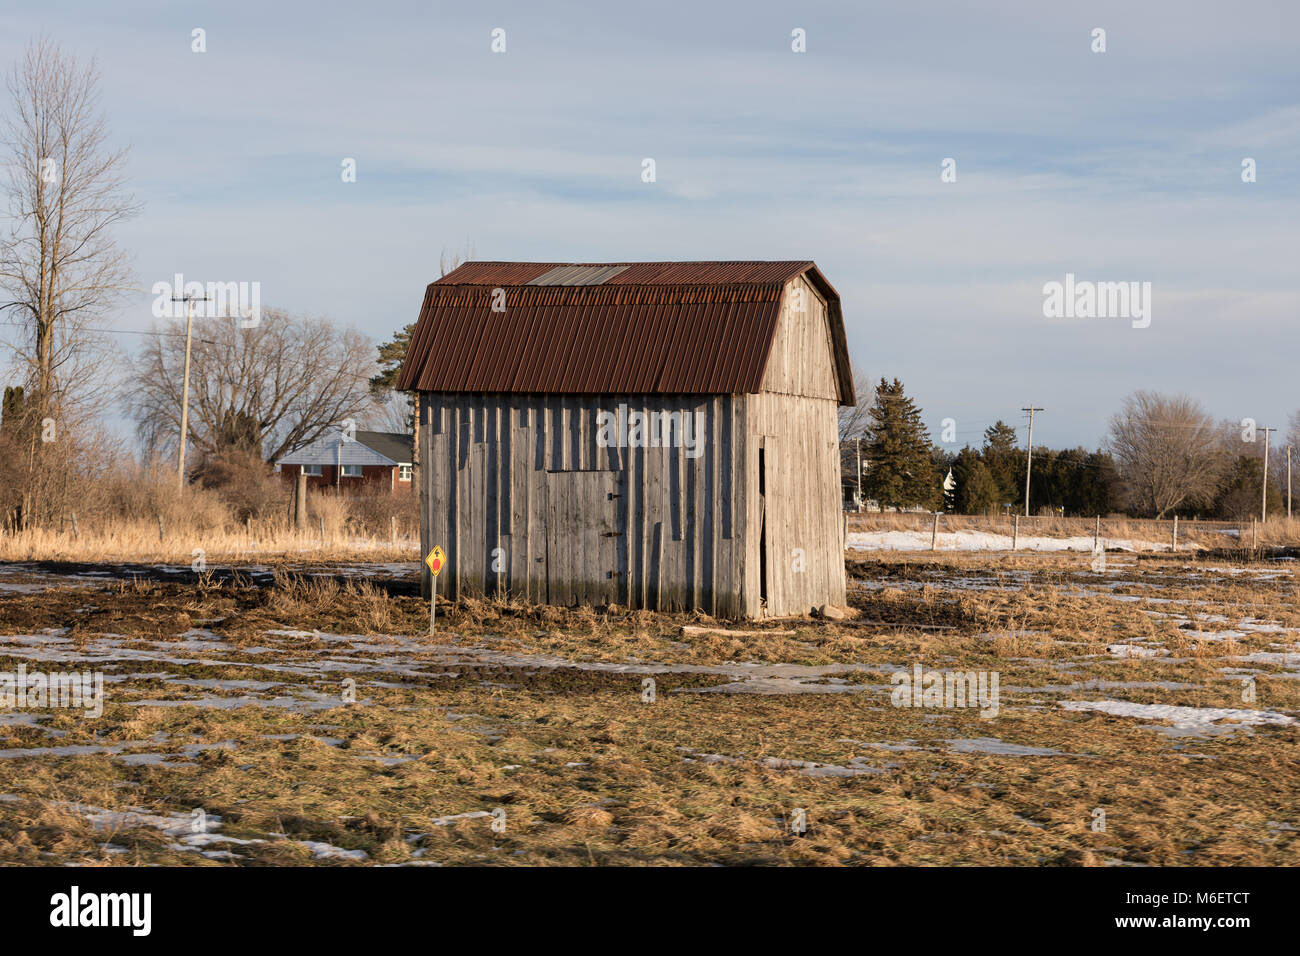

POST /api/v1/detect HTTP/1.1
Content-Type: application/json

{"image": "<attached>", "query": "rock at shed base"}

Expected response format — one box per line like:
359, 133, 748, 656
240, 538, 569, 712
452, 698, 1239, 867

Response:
817, 604, 859, 621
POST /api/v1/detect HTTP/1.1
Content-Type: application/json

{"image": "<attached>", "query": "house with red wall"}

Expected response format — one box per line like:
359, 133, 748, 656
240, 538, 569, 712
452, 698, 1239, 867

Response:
275, 430, 414, 494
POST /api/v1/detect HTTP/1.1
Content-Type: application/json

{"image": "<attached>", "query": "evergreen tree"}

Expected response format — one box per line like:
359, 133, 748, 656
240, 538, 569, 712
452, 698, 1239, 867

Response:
1, 386, 25, 431
1080, 450, 1121, 516
1048, 447, 1120, 516
1036, 447, 1068, 514
1213, 454, 1283, 519
1024, 446, 1121, 516
368, 247, 475, 434
982, 420, 1020, 506
951, 446, 1000, 515
932, 445, 955, 512
370, 323, 416, 429
861, 378, 937, 510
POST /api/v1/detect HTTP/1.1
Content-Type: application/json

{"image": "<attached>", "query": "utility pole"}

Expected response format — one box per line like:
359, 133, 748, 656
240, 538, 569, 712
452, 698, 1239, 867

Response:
1021, 406, 1043, 517
855, 438, 862, 511
173, 293, 211, 491
1260, 427, 1275, 522
1288, 445, 1293, 519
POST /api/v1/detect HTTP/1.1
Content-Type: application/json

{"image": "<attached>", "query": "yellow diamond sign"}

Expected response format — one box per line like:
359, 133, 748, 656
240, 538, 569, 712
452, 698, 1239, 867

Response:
425, 545, 446, 577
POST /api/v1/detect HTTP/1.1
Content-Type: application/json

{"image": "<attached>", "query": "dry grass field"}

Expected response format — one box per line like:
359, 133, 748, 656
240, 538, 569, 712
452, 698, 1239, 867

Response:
848, 512, 1300, 552
0, 474, 421, 565
0, 547, 1296, 866
0, 524, 419, 565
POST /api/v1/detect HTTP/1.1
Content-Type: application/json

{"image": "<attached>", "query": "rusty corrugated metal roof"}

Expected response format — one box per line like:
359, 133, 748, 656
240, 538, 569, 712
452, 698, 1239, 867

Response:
395, 261, 854, 404
439, 260, 819, 287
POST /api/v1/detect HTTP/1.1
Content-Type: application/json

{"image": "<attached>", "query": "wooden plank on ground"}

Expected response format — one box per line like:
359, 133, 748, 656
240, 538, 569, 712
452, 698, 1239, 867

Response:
680, 625, 796, 638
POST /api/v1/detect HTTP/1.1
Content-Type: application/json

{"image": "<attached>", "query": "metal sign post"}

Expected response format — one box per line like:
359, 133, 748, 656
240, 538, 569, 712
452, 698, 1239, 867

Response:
424, 545, 446, 635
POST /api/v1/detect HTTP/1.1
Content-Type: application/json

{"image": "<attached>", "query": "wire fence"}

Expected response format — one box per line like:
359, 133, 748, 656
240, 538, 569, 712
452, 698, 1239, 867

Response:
844, 511, 1300, 553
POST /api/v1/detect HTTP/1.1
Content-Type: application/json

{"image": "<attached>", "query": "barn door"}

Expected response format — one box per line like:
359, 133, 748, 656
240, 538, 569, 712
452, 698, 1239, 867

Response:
546, 471, 624, 607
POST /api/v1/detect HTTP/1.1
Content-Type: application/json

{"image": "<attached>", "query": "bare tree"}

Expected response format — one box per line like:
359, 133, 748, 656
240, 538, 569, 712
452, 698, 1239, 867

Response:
370, 242, 477, 469
371, 242, 476, 411
1106, 391, 1226, 518
438, 241, 476, 279
130, 310, 376, 468
837, 363, 870, 443
0, 38, 136, 417
372, 392, 415, 434
837, 364, 872, 491
0, 406, 123, 532
0, 39, 137, 526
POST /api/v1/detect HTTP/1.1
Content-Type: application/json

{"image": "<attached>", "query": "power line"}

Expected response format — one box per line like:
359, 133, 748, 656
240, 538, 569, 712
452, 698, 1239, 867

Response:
0, 315, 218, 345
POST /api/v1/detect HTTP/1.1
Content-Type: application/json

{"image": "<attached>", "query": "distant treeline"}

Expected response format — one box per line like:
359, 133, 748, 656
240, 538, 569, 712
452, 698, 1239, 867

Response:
935, 432, 1120, 517
842, 378, 1291, 519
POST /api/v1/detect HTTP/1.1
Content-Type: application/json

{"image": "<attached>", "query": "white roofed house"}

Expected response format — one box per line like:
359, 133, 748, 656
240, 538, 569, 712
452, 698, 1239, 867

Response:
275, 430, 414, 495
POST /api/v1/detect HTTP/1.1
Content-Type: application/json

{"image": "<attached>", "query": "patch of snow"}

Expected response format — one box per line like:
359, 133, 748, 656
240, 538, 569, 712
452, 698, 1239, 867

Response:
299, 840, 368, 862
1059, 699, 1295, 735
1107, 644, 1168, 659
847, 530, 1173, 553
945, 737, 1063, 756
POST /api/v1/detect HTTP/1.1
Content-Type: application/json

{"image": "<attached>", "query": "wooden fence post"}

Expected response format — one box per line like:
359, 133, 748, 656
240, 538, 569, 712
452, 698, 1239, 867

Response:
1094, 515, 1100, 552
157, 514, 165, 543
319, 515, 326, 546
294, 471, 308, 531
1012, 514, 1019, 551
931, 512, 940, 551
69, 513, 79, 540
390, 515, 397, 546
1172, 515, 1178, 553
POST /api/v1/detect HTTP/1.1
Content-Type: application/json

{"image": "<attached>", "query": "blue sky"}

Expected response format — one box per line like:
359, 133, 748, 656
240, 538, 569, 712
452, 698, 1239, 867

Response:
2, 0, 1296, 449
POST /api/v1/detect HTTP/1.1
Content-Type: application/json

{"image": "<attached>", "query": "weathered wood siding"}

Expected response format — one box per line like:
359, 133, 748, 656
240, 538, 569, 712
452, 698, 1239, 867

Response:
741, 275, 848, 617
418, 393, 747, 616
760, 274, 841, 403
743, 393, 846, 616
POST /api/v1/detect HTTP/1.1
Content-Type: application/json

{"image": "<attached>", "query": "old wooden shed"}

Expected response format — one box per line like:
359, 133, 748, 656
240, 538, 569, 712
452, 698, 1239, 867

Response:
395, 260, 855, 618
